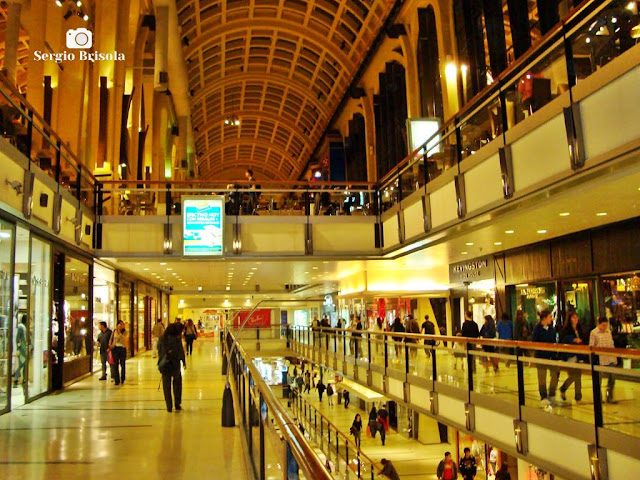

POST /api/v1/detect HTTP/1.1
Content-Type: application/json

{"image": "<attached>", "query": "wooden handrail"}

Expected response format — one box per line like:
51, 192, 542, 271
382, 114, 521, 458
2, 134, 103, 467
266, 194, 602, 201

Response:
231, 331, 334, 480
305, 327, 640, 359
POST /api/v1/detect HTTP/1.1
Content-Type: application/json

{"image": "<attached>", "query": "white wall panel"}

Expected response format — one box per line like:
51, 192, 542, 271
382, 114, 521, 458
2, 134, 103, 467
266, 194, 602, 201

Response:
527, 423, 591, 480
403, 198, 425, 239
241, 223, 305, 253
511, 114, 569, 191
581, 66, 640, 160
383, 215, 399, 248
313, 222, 375, 252
607, 449, 640, 480
464, 153, 503, 212
474, 406, 515, 450
388, 377, 404, 399
430, 181, 457, 228
437, 394, 466, 426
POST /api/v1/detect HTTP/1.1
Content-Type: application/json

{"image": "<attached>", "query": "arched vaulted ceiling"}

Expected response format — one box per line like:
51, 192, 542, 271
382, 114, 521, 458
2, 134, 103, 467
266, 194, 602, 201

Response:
176, 0, 396, 180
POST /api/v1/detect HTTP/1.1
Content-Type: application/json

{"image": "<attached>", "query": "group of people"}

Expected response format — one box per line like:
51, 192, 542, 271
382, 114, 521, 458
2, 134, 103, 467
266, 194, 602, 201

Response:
95, 317, 200, 412
458, 307, 619, 407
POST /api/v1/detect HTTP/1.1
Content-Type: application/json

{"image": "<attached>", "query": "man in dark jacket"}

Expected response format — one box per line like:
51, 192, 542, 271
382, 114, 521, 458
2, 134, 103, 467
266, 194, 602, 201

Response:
495, 463, 511, 480
461, 311, 479, 370
531, 309, 559, 408
96, 321, 112, 381
459, 447, 477, 480
379, 458, 400, 480
390, 317, 405, 358
158, 323, 187, 412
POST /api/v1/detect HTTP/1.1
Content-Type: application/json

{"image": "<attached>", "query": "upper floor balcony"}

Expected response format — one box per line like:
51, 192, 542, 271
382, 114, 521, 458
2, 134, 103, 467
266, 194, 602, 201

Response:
0, 0, 638, 260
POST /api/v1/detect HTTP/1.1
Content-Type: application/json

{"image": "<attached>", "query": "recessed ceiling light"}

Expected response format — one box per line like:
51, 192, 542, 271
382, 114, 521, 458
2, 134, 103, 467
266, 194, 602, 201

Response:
461, 251, 468, 255
596, 212, 607, 216
559, 212, 570, 217
197, 286, 203, 291
465, 242, 474, 246
304, 271, 309, 274
505, 230, 515, 234
143, 268, 149, 271
312, 266, 319, 270
537, 229, 547, 234
226, 286, 230, 291
494, 242, 502, 246
160, 262, 167, 266
167, 268, 173, 271
135, 263, 141, 266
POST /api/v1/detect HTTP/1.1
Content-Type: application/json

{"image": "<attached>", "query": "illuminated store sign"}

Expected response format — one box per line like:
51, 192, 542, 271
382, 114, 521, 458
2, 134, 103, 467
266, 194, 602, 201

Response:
449, 255, 494, 283
183, 196, 224, 256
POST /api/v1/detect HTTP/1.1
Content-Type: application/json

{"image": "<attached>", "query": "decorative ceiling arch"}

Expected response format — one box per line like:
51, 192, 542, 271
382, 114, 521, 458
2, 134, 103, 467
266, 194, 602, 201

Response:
176, 0, 396, 180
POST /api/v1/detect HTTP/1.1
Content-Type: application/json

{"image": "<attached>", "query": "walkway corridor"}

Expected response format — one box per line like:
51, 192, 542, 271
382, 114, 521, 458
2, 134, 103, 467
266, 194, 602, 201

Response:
290, 375, 452, 480
0, 338, 248, 480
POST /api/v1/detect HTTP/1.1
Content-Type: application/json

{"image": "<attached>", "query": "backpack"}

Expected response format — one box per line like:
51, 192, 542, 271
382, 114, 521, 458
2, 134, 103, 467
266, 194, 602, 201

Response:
327, 385, 334, 396
157, 338, 174, 375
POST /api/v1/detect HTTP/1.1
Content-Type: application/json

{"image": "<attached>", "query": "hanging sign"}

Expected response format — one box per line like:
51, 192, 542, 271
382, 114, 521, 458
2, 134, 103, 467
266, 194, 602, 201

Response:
183, 196, 224, 256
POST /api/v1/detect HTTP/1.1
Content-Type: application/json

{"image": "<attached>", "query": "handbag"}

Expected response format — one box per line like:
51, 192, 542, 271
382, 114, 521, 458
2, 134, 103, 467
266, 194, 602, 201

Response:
107, 350, 115, 365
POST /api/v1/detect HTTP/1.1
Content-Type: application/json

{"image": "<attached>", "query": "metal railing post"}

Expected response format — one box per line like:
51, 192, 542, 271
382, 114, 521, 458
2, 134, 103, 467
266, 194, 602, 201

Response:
165, 182, 172, 215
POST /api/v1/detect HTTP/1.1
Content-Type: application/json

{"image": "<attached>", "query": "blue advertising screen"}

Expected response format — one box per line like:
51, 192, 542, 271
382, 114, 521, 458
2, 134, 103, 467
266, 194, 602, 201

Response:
183, 196, 224, 256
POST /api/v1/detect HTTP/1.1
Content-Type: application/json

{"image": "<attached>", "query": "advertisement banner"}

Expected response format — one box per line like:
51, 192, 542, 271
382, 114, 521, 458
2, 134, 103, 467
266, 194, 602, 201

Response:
234, 309, 272, 328
183, 196, 224, 256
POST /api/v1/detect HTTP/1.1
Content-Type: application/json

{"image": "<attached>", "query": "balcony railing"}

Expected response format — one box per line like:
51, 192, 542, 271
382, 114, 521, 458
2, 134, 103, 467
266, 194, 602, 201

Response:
97, 179, 378, 218
378, 0, 639, 212
291, 326, 640, 439
224, 327, 333, 480
0, 71, 96, 209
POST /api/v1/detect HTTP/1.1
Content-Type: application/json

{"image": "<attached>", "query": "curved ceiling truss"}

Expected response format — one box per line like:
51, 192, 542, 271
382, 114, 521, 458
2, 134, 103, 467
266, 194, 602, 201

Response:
176, 0, 396, 180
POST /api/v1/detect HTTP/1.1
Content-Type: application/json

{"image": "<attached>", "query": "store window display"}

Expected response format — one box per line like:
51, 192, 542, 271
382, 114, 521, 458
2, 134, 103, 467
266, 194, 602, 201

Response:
0, 221, 14, 413
602, 274, 640, 351
510, 283, 557, 333
93, 263, 116, 370
63, 257, 90, 360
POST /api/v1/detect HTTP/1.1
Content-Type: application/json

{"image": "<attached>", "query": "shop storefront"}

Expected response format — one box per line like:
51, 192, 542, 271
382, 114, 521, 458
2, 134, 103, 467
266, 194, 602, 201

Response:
93, 262, 117, 370
52, 250, 92, 389
136, 281, 161, 354
449, 256, 496, 332
0, 220, 13, 414
118, 275, 134, 356
456, 432, 518, 480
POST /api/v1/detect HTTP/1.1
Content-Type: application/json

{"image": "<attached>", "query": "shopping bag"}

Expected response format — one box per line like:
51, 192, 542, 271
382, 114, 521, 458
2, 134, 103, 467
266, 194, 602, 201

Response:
108, 350, 115, 365
366, 424, 371, 437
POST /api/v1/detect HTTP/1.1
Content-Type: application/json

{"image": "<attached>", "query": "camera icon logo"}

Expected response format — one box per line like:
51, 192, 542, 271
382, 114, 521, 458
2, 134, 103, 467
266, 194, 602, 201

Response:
66, 28, 93, 49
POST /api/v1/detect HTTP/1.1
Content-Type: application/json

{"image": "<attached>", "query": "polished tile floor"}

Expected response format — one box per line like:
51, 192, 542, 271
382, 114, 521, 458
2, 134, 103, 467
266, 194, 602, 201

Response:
0, 338, 249, 480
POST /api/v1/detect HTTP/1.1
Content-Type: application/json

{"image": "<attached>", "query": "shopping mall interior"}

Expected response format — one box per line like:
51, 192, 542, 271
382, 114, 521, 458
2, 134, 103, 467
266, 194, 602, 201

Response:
0, 0, 639, 479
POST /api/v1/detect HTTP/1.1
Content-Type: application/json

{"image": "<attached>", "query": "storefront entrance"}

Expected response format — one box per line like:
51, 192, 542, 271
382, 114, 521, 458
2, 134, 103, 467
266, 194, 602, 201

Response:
0, 220, 14, 414
12, 227, 52, 404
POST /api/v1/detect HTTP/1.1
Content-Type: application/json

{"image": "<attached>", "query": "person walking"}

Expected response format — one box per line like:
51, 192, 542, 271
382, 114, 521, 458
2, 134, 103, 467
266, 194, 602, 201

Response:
151, 319, 165, 359
316, 378, 326, 402
108, 320, 128, 385
342, 389, 350, 408
590, 317, 618, 403
405, 315, 420, 361
184, 318, 198, 355
559, 312, 584, 402
368, 405, 378, 439
379, 459, 400, 480
304, 370, 311, 393
480, 315, 499, 373
390, 317, 405, 358
461, 311, 480, 371
421, 315, 436, 358
96, 321, 112, 381
437, 451, 458, 480
327, 383, 335, 406
158, 322, 187, 412
377, 407, 388, 446
531, 309, 560, 408
496, 313, 513, 366
13, 314, 27, 387
459, 447, 477, 480
350, 413, 363, 448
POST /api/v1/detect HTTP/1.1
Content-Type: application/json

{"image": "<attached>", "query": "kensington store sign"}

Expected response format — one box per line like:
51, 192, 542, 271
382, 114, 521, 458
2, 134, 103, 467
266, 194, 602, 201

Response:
449, 255, 495, 284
